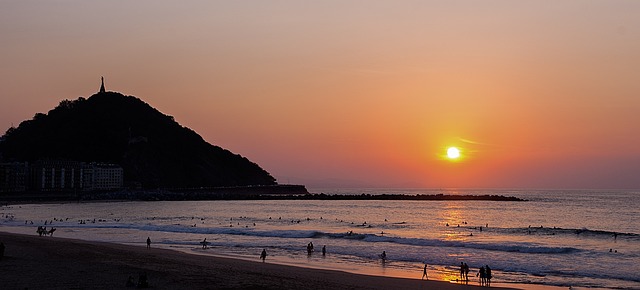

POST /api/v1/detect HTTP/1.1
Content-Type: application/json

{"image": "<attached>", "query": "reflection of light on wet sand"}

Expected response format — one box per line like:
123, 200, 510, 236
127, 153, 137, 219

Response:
439, 267, 469, 285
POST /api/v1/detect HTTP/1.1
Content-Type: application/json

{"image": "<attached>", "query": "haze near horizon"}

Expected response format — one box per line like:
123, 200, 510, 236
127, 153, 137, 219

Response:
1, 1, 639, 189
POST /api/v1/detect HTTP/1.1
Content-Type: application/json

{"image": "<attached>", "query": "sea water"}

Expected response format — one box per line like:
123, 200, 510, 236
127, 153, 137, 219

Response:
1, 189, 638, 289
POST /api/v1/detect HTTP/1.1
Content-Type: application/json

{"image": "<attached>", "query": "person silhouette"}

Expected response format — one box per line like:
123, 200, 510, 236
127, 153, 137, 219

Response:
260, 249, 267, 261
307, 242, 314, 254
464, 262, 469, 280
202, 238, 207, 249
146, 237, 151, 249
422, 264, 428, 280
478, 266, 486, 286
322, 245, 326, 256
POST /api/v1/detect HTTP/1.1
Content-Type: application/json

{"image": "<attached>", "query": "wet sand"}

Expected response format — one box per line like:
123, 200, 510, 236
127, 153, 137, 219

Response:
0, 231, 519, 290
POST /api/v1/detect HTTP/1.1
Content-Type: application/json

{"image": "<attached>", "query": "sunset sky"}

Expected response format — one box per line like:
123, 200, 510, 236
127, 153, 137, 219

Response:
1, 1, 639, 189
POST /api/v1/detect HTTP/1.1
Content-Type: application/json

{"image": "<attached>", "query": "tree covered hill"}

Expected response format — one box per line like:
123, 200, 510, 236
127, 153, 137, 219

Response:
0, 92, 276, 188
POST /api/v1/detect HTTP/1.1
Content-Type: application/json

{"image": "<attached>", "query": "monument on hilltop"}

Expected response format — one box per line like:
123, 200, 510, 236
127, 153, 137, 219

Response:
99, 77, 105, 93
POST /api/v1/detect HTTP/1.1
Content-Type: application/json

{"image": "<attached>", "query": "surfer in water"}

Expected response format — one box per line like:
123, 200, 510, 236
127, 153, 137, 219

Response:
380, 251, 387, 261
307, 242, 314, 254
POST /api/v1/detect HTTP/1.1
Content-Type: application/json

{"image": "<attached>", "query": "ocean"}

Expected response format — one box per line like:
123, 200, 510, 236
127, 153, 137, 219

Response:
1, 189, 638, 289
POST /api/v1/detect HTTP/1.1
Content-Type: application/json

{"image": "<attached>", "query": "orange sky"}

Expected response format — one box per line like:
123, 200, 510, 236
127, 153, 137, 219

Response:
1, 1, 639, 189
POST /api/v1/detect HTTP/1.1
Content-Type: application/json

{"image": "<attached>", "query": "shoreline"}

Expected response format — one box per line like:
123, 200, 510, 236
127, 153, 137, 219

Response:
0, 231, 525, 290
0, 231, 572, 290
181, 245, 570, 290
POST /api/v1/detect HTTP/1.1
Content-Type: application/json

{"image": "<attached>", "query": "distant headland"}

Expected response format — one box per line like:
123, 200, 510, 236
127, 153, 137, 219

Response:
0, 78, 281, 196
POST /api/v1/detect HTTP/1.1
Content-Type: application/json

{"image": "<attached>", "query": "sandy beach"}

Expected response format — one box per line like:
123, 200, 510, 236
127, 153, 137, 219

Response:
0, 231, 520, 290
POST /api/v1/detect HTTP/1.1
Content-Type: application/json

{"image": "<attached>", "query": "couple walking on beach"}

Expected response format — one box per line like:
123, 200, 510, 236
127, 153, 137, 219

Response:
460, 262, 470, 280
477, 265, 492, 286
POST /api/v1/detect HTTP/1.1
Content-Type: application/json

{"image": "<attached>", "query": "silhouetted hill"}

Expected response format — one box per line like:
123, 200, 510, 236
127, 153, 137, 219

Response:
0, 92, 277, 188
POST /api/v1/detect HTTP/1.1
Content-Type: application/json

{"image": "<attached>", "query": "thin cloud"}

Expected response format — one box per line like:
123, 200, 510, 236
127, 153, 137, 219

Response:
458, 138, 493, 146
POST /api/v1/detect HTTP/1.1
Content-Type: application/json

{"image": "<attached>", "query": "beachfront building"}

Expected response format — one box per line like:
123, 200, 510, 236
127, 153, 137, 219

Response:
0, 162, 29, 192
0, 129, 123, 192
24, 160, 123, 192
30, 160, 85, 191
87, 163, 124, 191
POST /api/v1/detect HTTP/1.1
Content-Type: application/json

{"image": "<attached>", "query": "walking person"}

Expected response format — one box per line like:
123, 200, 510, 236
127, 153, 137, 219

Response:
464, 262, 470, 280
478, 266, 486, 286
422, 264, 428, 280
146, 237, 151, 249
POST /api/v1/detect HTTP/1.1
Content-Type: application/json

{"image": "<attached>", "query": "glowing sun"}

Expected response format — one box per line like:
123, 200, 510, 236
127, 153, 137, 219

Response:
447, 147, 460, 159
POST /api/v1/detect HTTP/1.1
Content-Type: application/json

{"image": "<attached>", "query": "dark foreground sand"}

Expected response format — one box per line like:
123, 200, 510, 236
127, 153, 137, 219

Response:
0, 231, 516, 290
